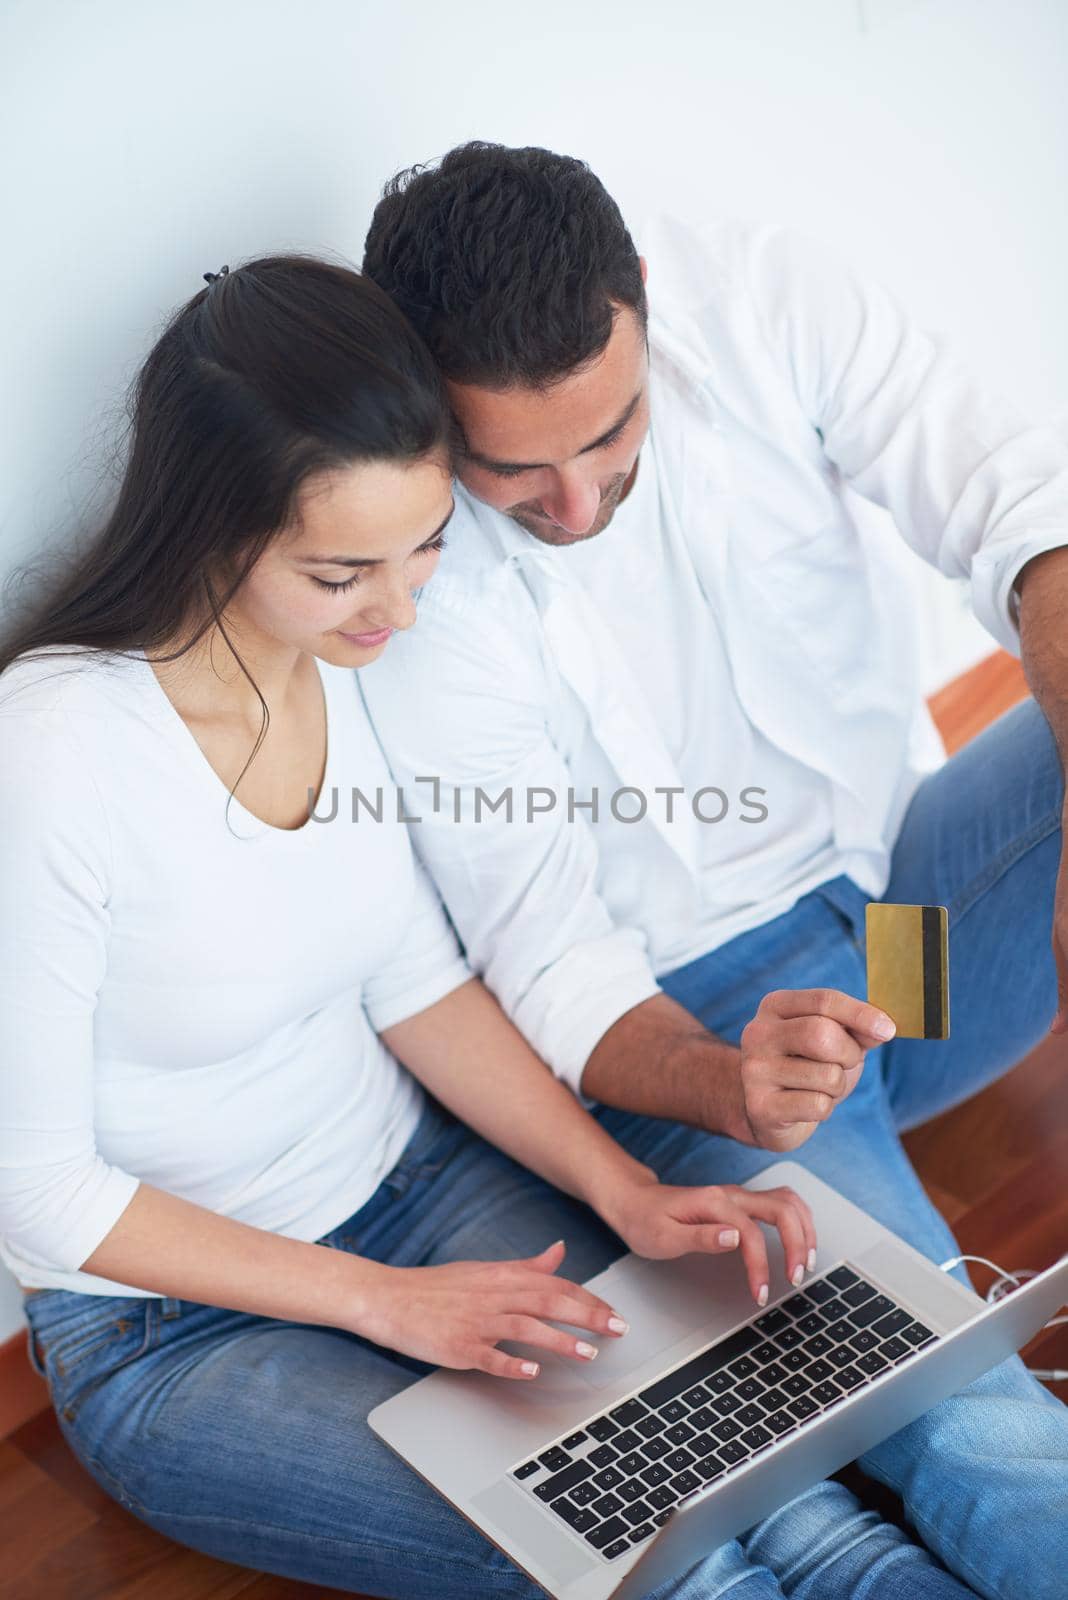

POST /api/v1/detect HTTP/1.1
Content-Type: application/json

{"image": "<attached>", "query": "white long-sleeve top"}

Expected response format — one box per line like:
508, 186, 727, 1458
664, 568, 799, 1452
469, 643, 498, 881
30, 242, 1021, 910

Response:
0, 647, 471, 1296
360, 216, 1068, 1101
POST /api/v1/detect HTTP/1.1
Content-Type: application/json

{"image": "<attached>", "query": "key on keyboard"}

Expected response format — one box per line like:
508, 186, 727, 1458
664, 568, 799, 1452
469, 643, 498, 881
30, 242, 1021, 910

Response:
511, 1263, 939, 1561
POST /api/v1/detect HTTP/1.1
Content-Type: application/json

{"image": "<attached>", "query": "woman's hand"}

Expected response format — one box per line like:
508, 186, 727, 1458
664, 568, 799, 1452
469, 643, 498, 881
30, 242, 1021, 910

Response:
354, 1240, 630, 1381
603, 1173, 817, 1307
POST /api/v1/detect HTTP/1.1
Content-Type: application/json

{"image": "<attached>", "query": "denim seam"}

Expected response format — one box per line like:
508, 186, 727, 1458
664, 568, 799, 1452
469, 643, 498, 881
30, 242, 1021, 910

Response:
945, 808, 1062, 929
50, 1316, 139, 1377
849, 1543, 939, 1600
690, 1569, 778, 1600
857, 1462, 1012, 1600
74, 1459, 537, 1588
755, 1503, 882, 1591
55, 1303, 155, 1423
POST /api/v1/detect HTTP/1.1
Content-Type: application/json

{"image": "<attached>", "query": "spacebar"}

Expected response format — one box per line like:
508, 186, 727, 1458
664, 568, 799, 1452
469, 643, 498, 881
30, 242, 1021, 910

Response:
638, 1326, 762, 1409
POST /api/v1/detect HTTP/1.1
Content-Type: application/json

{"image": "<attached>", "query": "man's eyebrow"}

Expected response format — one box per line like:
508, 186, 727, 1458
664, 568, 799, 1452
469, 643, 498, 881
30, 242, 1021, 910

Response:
298, 504, 454, 567
465, 391, 642, 473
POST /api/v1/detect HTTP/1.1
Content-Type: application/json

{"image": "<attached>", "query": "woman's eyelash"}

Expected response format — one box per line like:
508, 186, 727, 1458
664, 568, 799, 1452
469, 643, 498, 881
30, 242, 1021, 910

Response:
310, 533, 447, 593
312, 573, 362, 593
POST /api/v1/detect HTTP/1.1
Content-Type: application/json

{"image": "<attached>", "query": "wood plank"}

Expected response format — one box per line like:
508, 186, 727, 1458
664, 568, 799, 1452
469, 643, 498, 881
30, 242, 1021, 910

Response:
1023, 1320, 1068, 1401
8, 1406, 116, 1519
0, 1410, 360, 1597
237, 1579, 338, 1598
903, 1033, 1068, 1213
0, 1438, 98, 1592
84, 1540, 291, 1600
0, 1329, 51, 1440
948, 1140, 1068, 1407
916, 1180, 970, 1227
927, 649, 1031, 755
1, 1499, 260, 1600
952, 1135, 1068, 1273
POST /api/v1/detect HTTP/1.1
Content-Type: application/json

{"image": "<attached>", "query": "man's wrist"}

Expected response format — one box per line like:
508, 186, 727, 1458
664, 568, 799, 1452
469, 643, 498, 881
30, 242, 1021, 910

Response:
578, 992, 753, 1136
667, 1031, 752, 1143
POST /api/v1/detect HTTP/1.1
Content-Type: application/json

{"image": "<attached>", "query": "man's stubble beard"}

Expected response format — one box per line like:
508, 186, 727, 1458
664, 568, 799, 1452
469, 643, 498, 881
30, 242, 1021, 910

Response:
505, 469, 632, 546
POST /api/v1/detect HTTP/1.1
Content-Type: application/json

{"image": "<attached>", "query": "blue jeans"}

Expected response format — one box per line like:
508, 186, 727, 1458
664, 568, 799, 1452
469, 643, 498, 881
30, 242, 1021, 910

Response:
23, 698, 1066, 1599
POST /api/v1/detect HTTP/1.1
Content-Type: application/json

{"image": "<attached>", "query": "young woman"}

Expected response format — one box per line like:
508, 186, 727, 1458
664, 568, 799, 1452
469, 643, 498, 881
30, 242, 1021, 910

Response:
0, 260, 977, 1600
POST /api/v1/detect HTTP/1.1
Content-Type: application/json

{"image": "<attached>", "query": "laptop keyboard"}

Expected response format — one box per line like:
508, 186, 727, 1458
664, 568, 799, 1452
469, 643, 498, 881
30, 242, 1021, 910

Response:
510, 1263, 936, 1562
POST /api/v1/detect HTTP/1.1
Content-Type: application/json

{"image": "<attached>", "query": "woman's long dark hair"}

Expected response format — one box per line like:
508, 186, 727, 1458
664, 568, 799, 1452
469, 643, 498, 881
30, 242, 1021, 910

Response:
0, 254, 449, 679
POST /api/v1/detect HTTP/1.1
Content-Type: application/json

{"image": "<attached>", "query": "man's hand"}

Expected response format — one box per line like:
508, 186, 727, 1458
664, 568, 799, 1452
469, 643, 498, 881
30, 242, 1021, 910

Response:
734, 988, 897, 1152
581, 989, 896, 1146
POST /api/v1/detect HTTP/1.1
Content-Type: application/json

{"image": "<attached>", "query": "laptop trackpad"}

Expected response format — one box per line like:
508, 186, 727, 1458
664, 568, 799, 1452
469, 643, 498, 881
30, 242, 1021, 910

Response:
501, 1255, 697, 1396
469, 1479, 598, 1586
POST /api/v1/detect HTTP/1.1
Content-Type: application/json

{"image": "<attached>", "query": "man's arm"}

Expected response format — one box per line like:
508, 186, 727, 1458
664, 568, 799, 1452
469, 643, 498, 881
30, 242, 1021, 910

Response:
362, 537, 893, 1147
380, 977, 818, 1298
743, 225, 1068, 1013
359, 563, 664, 1105
582, 988, 895, 1153
1017, 546, 1068, 768
581, 992, 745, 1134
382, 978, 656, 1218
1016, 546, 1068, 1031
740, 224, 1068, 660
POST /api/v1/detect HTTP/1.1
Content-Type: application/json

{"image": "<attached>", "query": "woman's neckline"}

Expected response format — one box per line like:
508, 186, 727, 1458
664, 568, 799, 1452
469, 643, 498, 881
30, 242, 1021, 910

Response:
133, 647, 333, 838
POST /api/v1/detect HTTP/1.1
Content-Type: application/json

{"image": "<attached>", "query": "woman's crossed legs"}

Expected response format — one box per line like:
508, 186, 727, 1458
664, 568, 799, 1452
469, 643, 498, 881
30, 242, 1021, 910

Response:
27, 1092, 978, 1600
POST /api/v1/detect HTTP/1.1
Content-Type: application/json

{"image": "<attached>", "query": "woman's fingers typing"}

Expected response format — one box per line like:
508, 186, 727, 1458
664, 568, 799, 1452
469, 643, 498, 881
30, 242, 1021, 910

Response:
519, 1239, 630, 1335
370, 1176, 819, 1383
366, 1242, 632, 1382
473, 1251, 631, 1379
736, 1186, 815, 1296
615, 1178, 819, 1308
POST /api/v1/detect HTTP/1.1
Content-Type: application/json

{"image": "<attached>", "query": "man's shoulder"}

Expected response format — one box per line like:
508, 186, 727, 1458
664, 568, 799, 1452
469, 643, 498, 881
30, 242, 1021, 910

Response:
641, 213, 854, 346
639, 213, 775, 313
642, 213, 870, 417
421, 487, 536, 615
374, 489, 550, 692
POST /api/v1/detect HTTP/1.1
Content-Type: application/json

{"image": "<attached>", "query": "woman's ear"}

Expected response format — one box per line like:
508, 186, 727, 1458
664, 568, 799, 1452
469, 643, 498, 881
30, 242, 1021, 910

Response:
639, 255, 648, 287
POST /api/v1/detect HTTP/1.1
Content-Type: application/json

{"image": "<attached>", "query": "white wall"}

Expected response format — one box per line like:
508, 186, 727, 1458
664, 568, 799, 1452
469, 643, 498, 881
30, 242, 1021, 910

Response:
1, 0, 1065, 1339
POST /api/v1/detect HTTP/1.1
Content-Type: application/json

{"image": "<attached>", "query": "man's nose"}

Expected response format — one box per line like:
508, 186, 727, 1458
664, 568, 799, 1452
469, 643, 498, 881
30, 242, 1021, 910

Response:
541, 470, 601, 535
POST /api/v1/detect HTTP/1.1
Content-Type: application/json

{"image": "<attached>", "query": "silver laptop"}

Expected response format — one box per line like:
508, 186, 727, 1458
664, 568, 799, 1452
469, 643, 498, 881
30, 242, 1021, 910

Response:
369, 1160, 1068, 1600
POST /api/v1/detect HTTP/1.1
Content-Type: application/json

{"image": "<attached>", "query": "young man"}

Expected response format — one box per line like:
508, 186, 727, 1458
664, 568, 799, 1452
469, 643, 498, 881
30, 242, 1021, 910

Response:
360, 143, 1068, 1597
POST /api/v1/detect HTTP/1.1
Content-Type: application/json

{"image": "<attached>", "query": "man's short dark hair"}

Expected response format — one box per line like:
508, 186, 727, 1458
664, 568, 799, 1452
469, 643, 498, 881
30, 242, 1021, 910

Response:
363, 142, 647, 389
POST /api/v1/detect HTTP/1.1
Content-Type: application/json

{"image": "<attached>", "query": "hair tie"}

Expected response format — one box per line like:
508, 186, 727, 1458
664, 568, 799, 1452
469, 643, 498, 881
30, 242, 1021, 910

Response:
203, 264, 230, 288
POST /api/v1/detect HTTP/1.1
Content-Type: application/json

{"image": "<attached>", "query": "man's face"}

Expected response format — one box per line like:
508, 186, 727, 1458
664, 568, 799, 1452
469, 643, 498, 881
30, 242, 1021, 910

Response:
232, 452, 453, 669
448, 302, 650, 546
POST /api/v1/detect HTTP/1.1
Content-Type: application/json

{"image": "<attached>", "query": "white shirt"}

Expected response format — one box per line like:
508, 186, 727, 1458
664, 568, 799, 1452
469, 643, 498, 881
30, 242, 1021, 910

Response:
0, 647, 471, 1296
559, 418, 839, 971
360, 216, 1068, 1101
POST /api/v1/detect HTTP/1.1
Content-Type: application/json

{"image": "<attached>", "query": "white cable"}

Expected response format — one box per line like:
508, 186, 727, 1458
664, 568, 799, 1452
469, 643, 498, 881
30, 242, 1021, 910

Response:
938, 1254, 1068, 1383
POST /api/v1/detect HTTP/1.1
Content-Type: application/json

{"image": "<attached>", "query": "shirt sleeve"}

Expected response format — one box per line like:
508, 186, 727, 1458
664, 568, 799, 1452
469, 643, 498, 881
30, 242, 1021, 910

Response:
739, 223, 1068, 655
0, 700, 141, 1274
358, 568, 661, 1102
360, 852, 473, 1033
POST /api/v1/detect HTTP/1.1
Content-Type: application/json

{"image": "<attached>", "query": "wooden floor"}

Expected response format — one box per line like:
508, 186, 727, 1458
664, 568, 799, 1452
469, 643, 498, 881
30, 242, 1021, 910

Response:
2, 651, 1065, 1600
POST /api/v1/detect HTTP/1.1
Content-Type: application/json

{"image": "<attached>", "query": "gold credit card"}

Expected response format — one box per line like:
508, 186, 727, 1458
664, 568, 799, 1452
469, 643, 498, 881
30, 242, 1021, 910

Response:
865, 903, 950, 1040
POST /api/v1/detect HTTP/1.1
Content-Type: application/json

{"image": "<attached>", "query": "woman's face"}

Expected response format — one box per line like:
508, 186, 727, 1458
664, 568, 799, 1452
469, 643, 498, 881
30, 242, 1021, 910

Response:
234, 451, 453, 668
